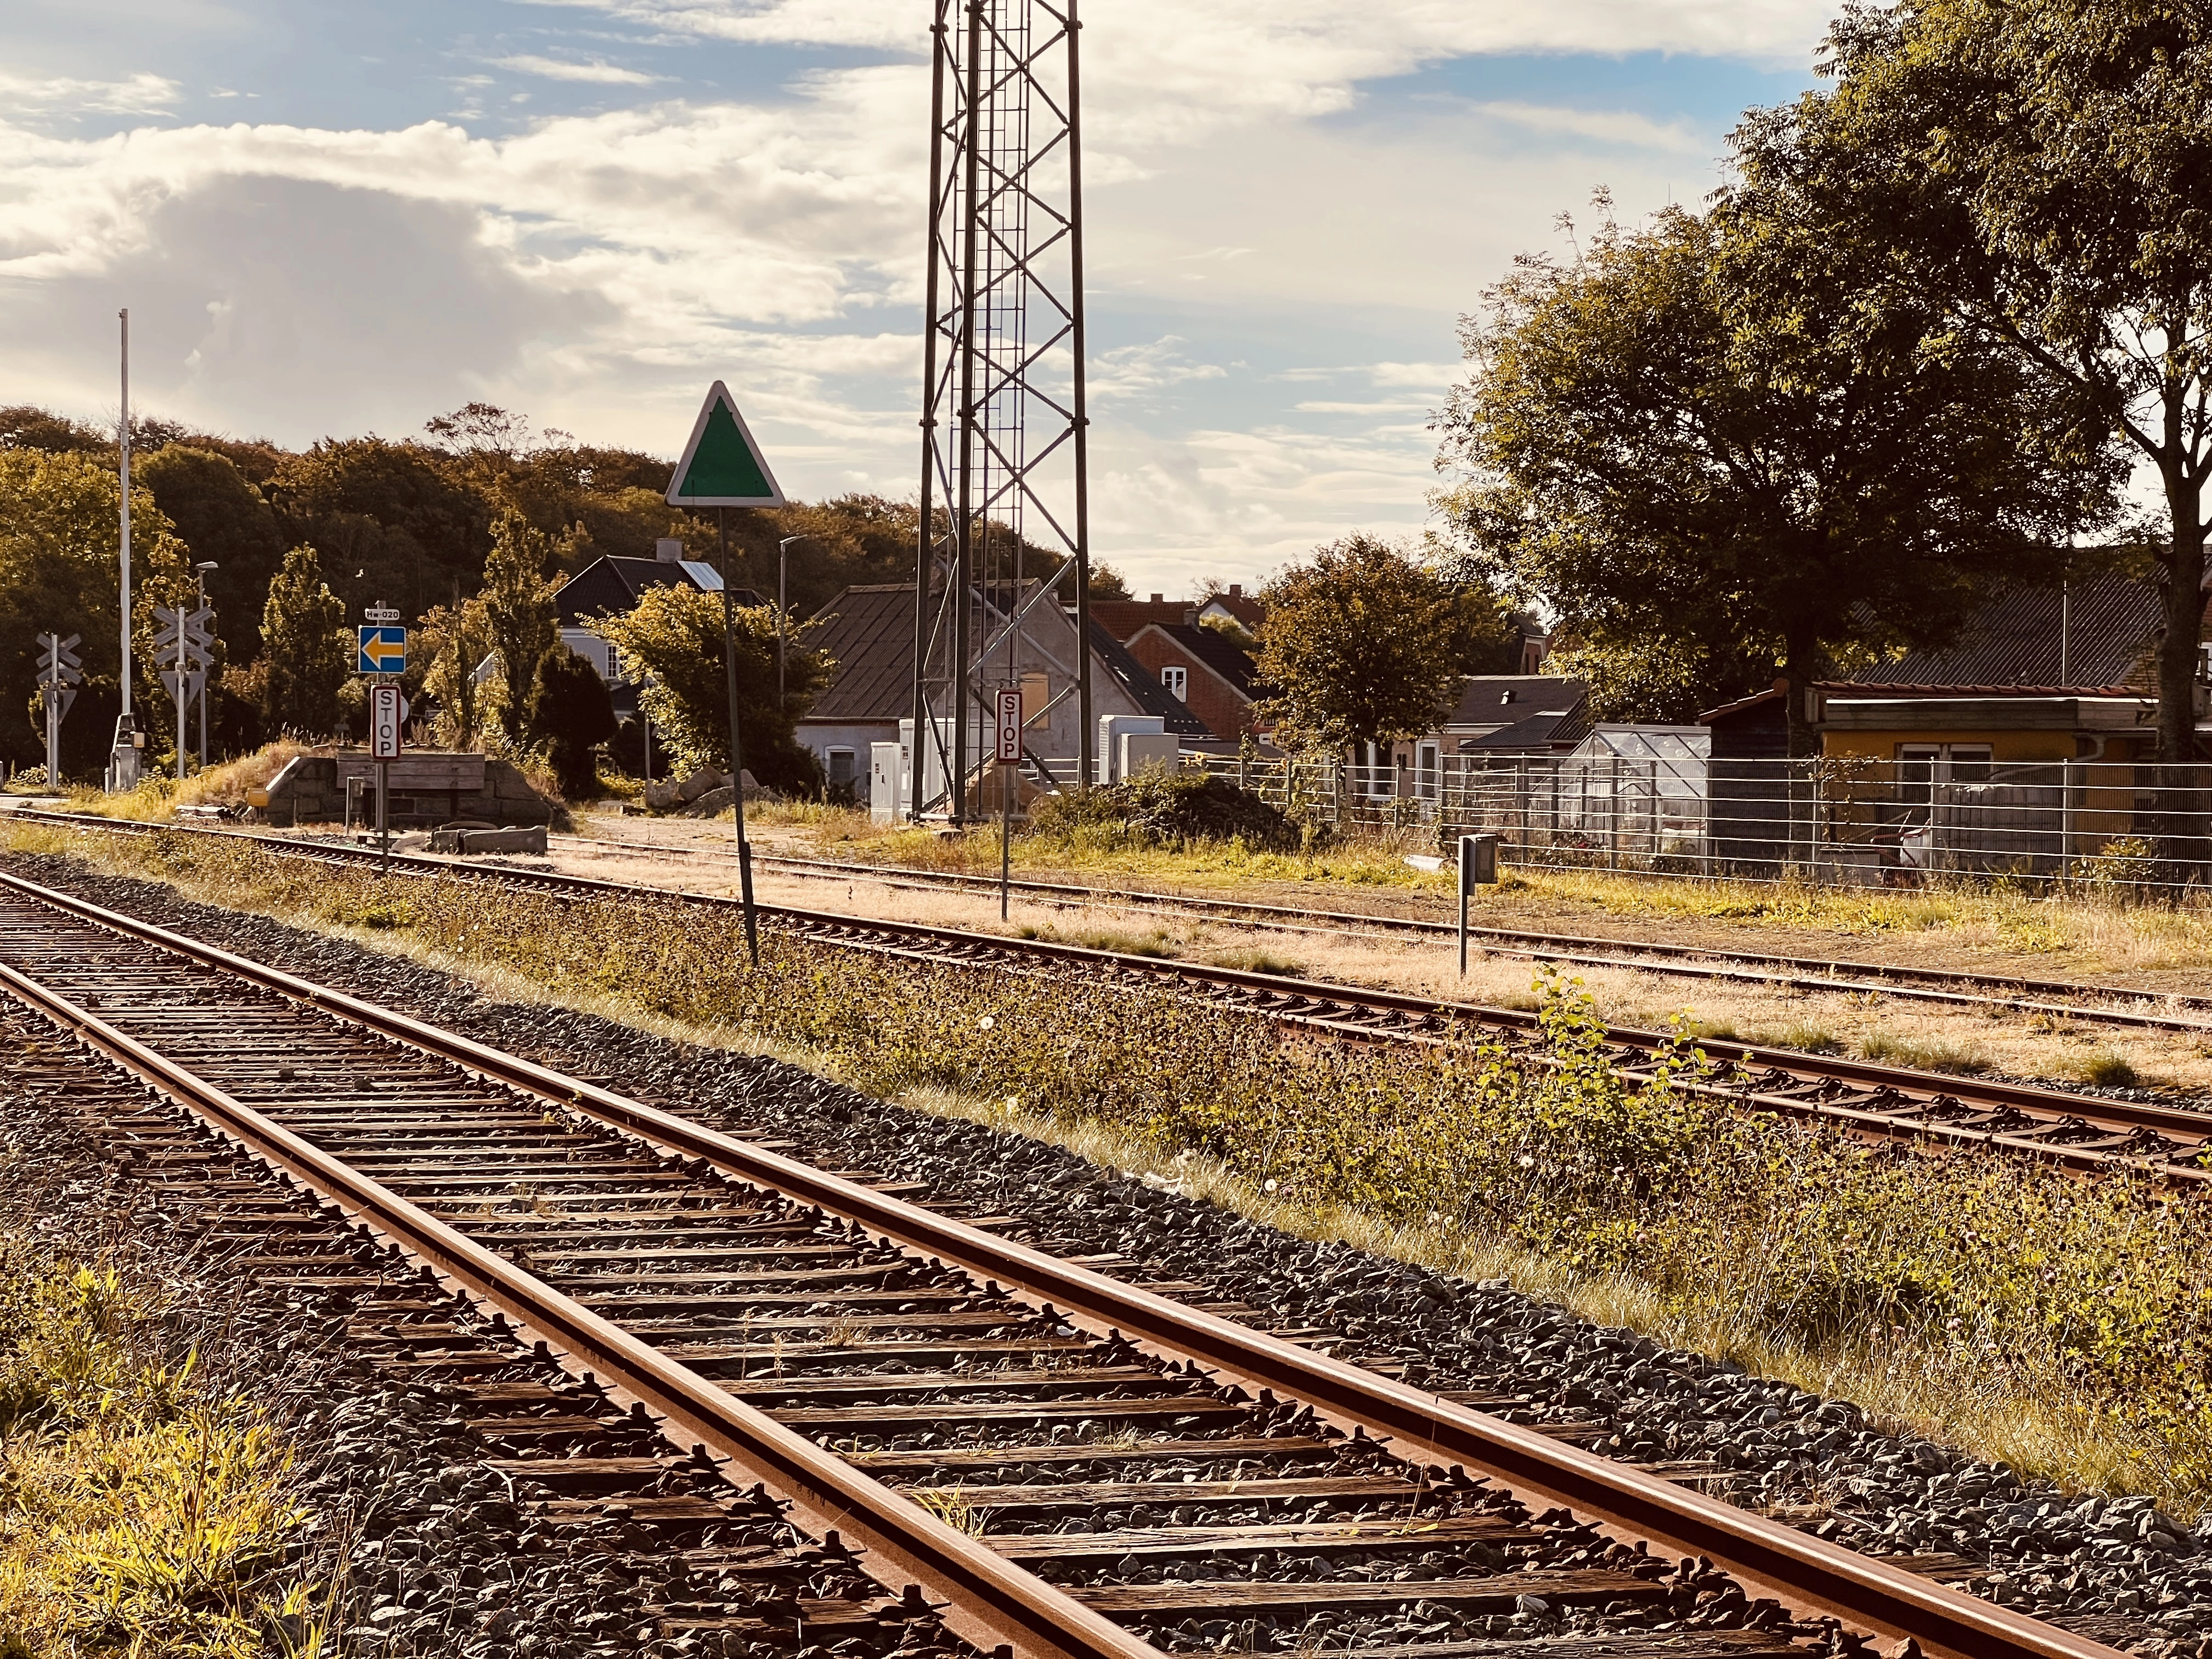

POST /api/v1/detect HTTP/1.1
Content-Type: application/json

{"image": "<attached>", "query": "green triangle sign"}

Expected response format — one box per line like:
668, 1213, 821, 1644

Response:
665, 380, 786, 507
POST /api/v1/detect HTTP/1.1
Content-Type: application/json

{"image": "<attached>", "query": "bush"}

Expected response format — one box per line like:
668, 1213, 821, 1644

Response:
1027, 770, 1304, 851
526, 647, 618, 798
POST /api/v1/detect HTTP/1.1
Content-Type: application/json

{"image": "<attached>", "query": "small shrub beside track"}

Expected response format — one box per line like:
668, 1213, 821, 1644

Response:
24, 820, 2212, 1504
0, 1238, 326, 1657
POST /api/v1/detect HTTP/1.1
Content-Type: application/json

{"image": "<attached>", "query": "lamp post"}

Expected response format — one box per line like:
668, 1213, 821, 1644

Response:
193, 561, 217, 768
776, 534, 808, 706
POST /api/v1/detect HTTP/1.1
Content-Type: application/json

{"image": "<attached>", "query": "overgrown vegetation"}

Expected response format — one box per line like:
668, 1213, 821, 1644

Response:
24, 818, 2212, 1508
749, 800, 2212, 973
0, 1235, 328, 1656
1025, 771, 1308, 854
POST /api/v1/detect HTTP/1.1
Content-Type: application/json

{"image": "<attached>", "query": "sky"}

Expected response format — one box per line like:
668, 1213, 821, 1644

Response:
0, 0, 1835, 594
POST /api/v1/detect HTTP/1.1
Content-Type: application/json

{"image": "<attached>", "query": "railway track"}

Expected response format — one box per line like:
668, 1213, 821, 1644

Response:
0, 864, 2123, 1659
13, 808, 2212, 1187
557, 831, 2212, 1039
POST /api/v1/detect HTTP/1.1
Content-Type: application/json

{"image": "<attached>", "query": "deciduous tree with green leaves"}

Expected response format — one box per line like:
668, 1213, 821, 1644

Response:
1439, 194, 2109, 752
0, 448, 194, 773
476, 510, 563, 746
526, 647, 618, 797
415, 600, 496, 751
246, 545, 350, 737
1733, 0, 2212, 772
589, 584, 831, 795
1253, 535, 1505, 755
138, 445, 287, 662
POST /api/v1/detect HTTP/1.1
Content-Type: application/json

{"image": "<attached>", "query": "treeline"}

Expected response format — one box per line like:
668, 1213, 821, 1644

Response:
0, 400, 1130, 780
1438, 0, 2209, 758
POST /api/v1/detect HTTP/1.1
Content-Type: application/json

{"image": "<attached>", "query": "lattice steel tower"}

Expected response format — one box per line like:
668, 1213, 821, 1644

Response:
910, 0, 1091, 820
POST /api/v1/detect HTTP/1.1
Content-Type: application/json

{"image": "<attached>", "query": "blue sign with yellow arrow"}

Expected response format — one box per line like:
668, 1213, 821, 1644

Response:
357, 625, 407, 674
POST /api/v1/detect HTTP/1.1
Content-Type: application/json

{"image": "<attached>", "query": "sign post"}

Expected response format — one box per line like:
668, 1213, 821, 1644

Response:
36, 633, 81, 785
153, 603, 213, 780
360, 605, 407, 876
664, 380, 786, 968
996, 686, 1023, 921
370, 681, 402, 873
110, 308, 139, 793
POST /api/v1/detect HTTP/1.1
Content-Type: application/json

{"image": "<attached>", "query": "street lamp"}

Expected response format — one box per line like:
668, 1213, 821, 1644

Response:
193, 561, 217, 769
776, 535, 809, 704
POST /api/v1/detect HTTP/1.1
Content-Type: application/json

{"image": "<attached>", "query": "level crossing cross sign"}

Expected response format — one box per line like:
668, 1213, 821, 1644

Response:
664, 381, 786, 508
357, 625, 407, 674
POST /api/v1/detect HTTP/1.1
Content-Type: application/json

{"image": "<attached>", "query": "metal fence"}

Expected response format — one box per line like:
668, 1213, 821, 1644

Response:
1192, 751, 2212, 893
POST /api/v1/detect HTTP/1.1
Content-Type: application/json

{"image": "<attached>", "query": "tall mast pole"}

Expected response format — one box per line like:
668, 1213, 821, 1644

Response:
912, 0, 952, 822
119, 308, 132, 721
1067, 0, 1092, 789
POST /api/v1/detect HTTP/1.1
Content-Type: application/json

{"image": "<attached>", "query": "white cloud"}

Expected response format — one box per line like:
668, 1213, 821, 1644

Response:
0, 68, 180, 116
1469, 100, 1708, 154
1090, 337, 1227, 403
492, 55, 664, 85
1369, 360, 1464, 388
0, 0, 1830, 574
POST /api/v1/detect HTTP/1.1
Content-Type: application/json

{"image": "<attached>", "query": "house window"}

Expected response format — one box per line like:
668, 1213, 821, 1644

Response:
1417, 741, 1441, 800
604, 644, 623, 685
1160, 665, 1188, 700
1896, 742, 1994, 806
828, 749, 856, 789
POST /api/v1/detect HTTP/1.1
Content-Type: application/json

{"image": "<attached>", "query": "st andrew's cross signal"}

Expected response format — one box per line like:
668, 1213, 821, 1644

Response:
664, 379, 785, 968
153, 602, 217, 782
36, 633, 81, 783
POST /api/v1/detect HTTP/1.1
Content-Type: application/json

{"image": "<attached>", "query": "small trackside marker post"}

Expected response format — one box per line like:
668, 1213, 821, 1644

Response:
1458, 833, 1497, 975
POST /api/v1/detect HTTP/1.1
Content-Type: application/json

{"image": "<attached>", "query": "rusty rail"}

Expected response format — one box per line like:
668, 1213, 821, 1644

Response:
0, 863, 2128, 1659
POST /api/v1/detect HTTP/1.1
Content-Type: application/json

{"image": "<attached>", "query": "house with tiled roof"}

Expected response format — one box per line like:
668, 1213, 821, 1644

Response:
797, 583, 1209, 800
1122, 620, 1267, 742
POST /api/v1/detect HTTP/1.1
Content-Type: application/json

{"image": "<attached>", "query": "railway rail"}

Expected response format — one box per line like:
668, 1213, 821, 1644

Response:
13, 808, 2212, 1187
0, 864, 2124, 1659
557, 831, 2212, 1039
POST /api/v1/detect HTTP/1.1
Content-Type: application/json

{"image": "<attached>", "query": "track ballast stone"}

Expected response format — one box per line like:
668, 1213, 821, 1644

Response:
11, 848, 2212, 1657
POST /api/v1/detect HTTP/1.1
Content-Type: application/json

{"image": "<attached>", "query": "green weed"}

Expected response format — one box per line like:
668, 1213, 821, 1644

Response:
0, 1245, 326, 1656
2070, 1048, 2142, 1090
1857, 1031, 1992, 1074
30, 820, 2212, 1505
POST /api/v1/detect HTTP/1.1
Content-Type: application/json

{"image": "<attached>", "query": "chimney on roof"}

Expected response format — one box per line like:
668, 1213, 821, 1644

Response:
656, 539, 684, 562
1149, 592, 1164, 603
1228, 584, 1242, 599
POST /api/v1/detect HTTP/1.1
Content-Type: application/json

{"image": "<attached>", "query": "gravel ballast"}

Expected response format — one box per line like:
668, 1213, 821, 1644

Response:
8, 848, 2211, 1657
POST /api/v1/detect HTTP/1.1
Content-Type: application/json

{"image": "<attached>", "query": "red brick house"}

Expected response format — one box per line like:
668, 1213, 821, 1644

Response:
1123, 621, 1267, 742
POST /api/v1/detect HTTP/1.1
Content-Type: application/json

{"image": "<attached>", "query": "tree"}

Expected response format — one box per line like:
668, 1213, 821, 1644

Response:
589, 584, 832, 794
1540, 631, 1775, 727
1252, 536, 1481, 754
250, 545, 350, 737
1438, 198, 2107, 752
0, 405, 109, 455
1088, 563, 1132, 601
526, 647, 618, 796
0, 449, 191, 773
137, 445, 287, 662
267, 437, 486, 621
1738, 0, 2212, 771
416, 600, 496, 751
476, 510, 562, 745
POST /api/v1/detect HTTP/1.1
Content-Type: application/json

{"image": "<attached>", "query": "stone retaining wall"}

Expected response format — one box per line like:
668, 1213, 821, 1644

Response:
260, 752, 557, 827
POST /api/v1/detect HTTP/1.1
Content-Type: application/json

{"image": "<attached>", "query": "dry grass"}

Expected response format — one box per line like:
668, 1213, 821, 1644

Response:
558, 823, 2212, 1094
14, 740, 322, 827
20, 817, 2212, 1515
905, 1483, 993, 1537
719, 800, 2212, 979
